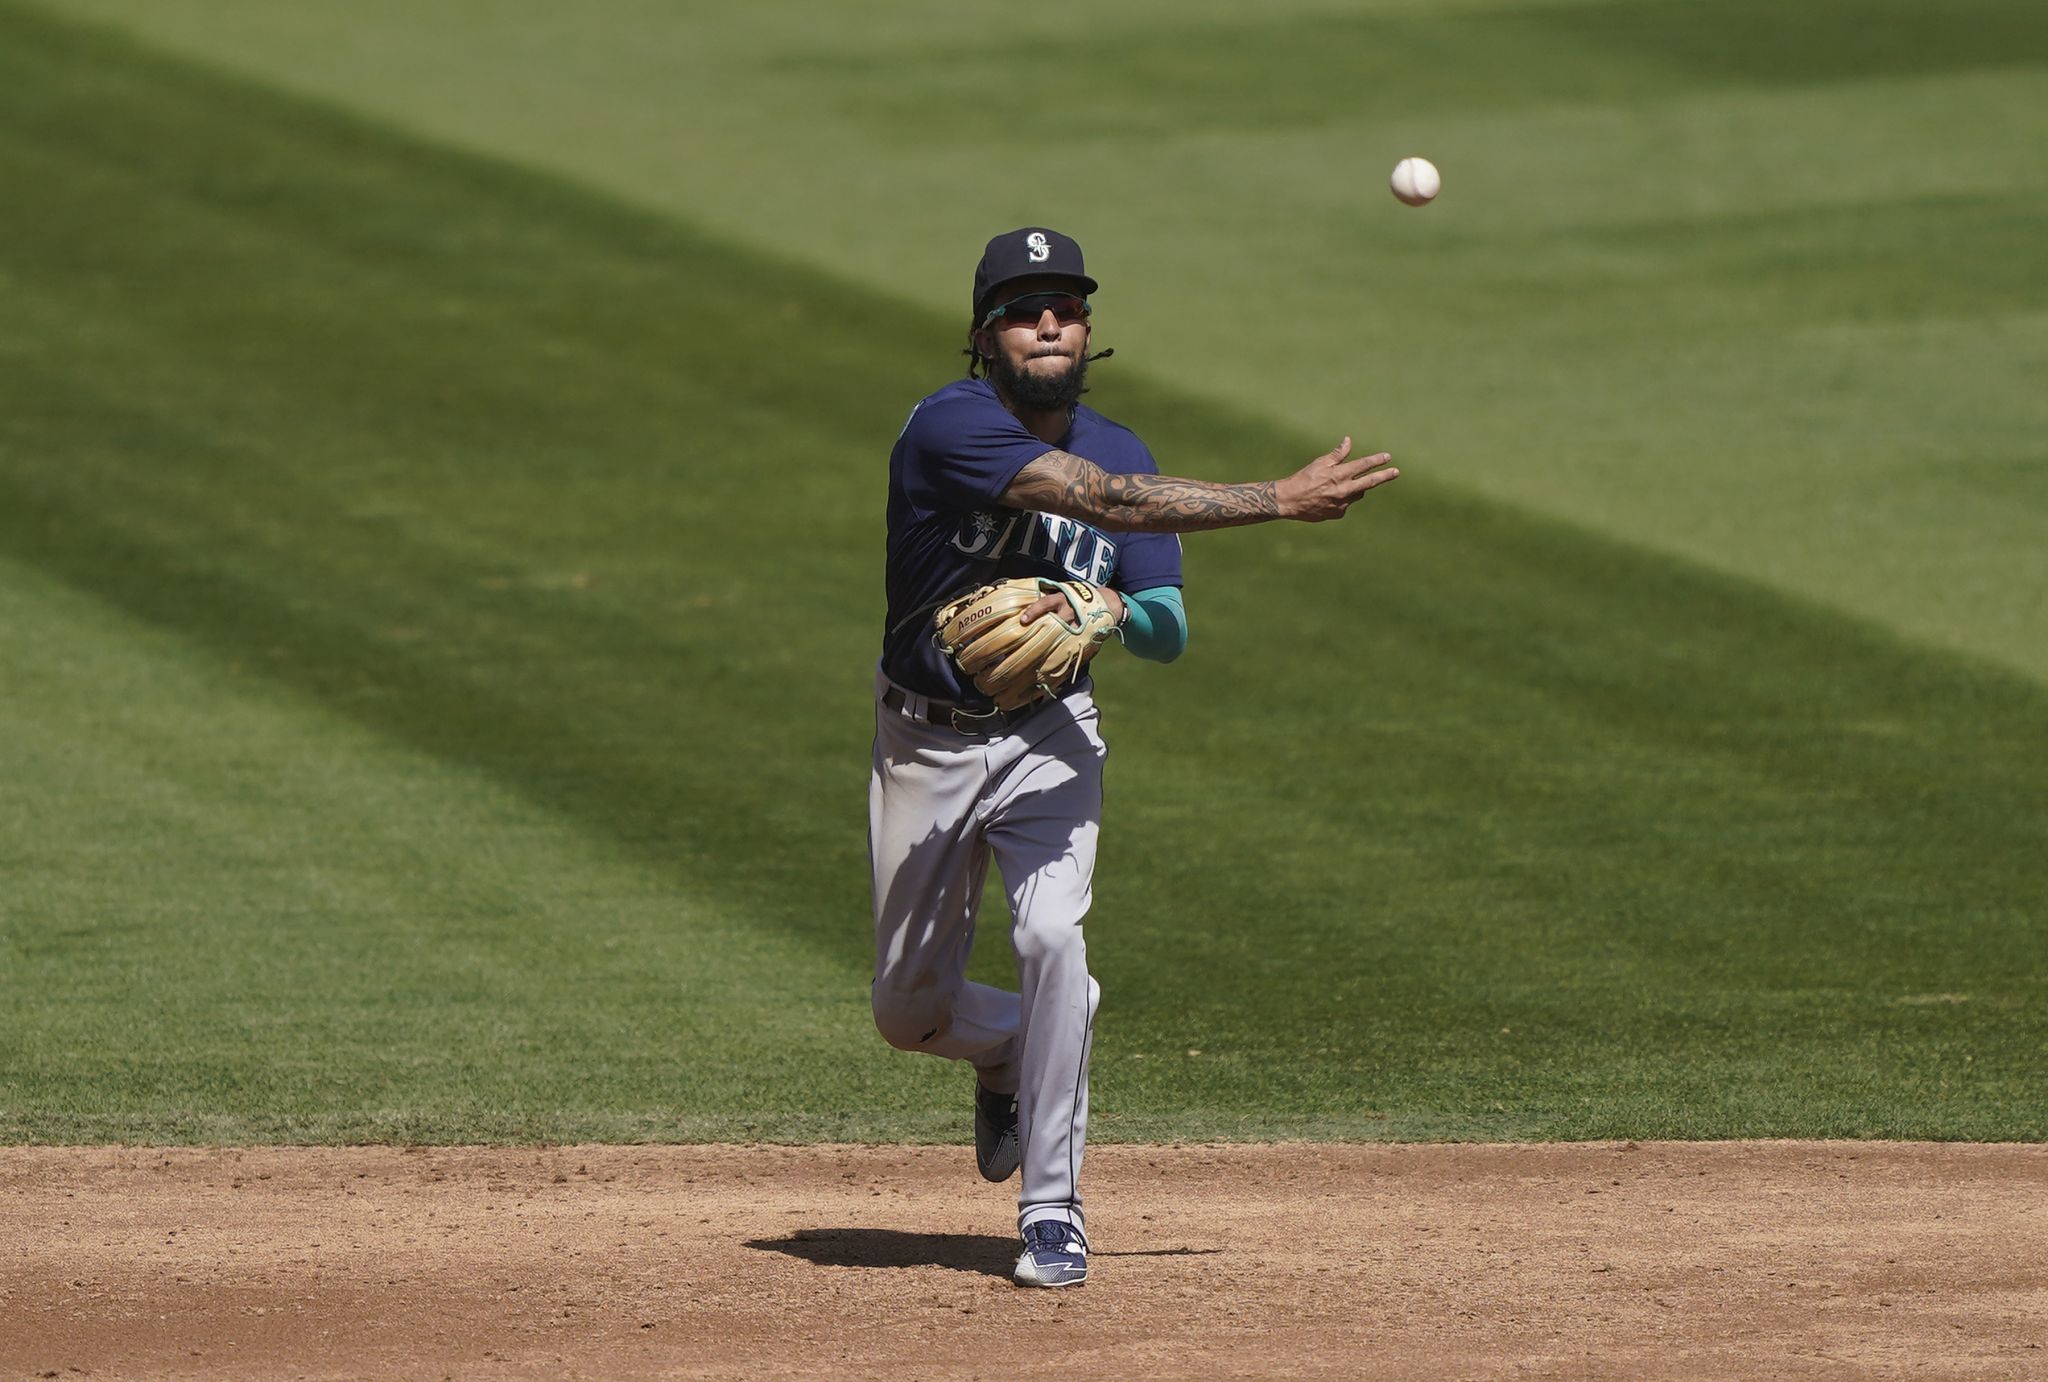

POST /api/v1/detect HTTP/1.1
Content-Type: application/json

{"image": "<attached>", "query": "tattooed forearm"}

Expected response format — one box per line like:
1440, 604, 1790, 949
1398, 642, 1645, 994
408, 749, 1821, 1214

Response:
1003, 450, 1283, 533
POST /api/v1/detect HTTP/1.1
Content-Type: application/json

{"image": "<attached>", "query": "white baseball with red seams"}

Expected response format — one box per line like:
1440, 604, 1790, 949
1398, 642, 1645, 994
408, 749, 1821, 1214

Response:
1390, 156, 1441, 206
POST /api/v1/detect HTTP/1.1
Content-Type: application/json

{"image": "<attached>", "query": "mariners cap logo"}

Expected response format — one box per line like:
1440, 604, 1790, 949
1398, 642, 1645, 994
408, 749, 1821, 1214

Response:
973, 228, 1098, 318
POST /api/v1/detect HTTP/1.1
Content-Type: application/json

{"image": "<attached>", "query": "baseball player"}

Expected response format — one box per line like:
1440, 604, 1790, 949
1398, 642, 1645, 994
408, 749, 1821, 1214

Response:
871, 227, 1398, 1288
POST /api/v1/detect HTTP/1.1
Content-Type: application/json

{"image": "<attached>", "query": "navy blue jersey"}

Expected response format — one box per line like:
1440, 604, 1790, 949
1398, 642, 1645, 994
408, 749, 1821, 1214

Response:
881, 377, 1184, 704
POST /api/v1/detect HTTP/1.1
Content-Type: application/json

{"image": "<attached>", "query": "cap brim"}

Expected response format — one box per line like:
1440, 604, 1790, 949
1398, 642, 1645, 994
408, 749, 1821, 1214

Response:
977, 272, 1099, 317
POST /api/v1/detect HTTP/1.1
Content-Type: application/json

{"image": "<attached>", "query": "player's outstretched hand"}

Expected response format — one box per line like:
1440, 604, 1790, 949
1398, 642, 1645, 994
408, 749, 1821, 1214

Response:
1274, 437, 1398, 522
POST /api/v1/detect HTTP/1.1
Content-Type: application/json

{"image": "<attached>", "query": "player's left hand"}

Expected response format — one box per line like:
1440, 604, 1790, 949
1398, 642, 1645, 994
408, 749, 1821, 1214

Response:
936, 577, 1124, 712
1022, 586, 1124, 628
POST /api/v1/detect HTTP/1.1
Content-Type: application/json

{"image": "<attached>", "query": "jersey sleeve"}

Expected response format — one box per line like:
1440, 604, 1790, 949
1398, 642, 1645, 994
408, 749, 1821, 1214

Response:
1116, 533, 1184, 591
899, 388, 1054, 511
1108, 437, 1184, 590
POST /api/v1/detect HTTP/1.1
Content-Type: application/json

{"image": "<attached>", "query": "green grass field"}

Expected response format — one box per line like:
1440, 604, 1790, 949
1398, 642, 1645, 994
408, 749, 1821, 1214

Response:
3, 0, 2044, 1144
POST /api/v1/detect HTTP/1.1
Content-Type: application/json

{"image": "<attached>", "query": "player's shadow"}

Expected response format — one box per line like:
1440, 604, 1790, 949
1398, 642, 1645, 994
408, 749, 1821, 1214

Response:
746, 1228, 1225, 1278
745, 1228, 1015, 1278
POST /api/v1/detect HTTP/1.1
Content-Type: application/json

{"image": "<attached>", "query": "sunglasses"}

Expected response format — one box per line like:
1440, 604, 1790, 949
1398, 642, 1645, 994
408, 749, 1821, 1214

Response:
980, 292, 1092, 329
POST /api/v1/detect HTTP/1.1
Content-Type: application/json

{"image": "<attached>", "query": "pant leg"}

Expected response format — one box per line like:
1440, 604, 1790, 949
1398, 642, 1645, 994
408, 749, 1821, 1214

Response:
869, 701, 1021, 1084
982, 699, 1106, 1232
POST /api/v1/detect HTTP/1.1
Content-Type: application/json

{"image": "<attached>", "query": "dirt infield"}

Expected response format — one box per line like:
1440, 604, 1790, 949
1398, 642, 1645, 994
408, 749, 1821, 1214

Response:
3, 1142, 2043, 1379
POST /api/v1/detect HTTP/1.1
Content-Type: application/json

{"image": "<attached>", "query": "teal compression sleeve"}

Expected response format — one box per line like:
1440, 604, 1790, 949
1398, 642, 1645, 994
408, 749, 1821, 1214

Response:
1117, 585, 1188, 663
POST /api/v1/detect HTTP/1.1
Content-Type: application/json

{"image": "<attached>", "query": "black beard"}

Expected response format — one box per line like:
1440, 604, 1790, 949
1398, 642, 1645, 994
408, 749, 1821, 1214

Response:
990, 347, 1087, 414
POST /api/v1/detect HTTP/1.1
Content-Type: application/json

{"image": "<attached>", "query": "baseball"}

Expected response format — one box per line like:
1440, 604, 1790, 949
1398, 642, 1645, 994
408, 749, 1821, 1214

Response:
1390, 156, 1441, 207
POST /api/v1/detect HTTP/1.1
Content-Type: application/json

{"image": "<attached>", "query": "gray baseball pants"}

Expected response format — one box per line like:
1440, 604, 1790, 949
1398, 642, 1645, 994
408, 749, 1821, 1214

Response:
869, 670, 1103, 1234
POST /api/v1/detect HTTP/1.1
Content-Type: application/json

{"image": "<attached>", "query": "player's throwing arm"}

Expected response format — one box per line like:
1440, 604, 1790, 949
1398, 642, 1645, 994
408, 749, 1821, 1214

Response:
1003, 436, 1397, 533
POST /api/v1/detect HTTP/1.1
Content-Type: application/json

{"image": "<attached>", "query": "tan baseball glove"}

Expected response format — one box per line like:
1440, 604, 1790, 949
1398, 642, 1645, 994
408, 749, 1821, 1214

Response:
935, 576, 1120, 713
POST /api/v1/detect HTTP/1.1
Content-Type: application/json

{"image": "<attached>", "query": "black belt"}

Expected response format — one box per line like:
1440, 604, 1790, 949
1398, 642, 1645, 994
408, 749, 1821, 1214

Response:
882, 685, 1041, 736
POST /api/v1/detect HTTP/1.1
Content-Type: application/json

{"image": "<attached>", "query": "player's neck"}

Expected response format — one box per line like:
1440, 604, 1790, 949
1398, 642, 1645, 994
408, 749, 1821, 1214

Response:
996, 392, 1073, 446
1018, 409, 1070, 446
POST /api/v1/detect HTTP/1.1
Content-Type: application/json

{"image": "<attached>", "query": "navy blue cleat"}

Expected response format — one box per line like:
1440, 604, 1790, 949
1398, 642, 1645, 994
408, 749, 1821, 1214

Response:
1012, 1219, 1088, 1288
975, 1083, 1020, 1183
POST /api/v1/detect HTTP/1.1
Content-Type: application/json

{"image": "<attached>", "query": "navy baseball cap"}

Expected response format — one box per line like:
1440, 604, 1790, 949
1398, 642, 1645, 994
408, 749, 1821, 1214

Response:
972, 227, 1098, 319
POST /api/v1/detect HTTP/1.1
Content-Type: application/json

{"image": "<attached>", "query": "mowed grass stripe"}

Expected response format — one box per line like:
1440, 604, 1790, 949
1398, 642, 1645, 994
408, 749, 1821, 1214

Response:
1, 5, 2041, 1141
0, 559, 932, 1145
1087, 490, 2046, 1138
0, 5, 954, 1142
38, 0, 2048, 684
779, 0, 2048, 139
